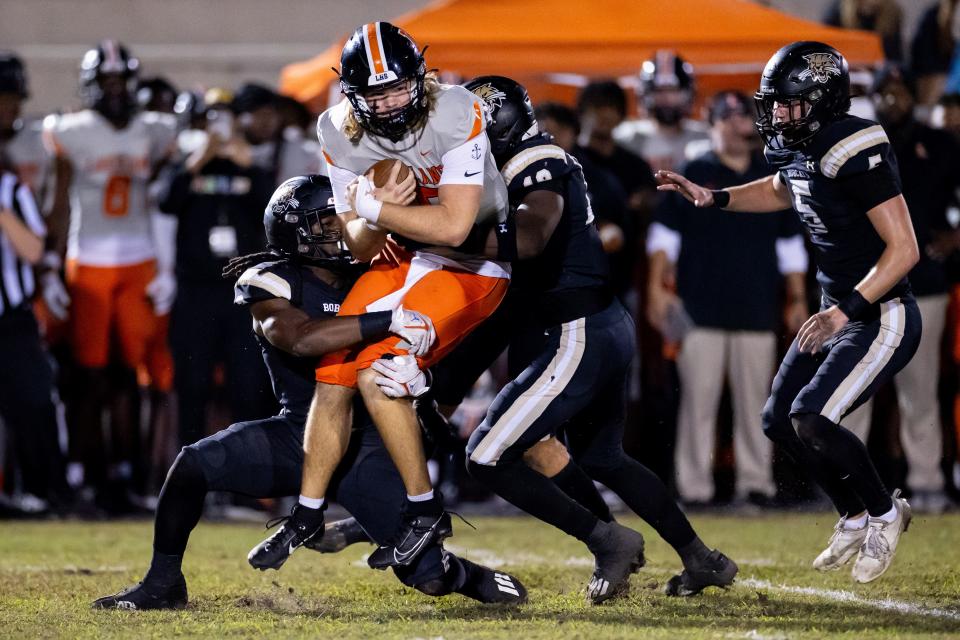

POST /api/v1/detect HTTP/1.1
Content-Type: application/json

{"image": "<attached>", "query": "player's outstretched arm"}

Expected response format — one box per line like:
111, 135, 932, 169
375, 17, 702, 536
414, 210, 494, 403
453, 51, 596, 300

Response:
655, 170, 791, 213
251, 299, 435, 358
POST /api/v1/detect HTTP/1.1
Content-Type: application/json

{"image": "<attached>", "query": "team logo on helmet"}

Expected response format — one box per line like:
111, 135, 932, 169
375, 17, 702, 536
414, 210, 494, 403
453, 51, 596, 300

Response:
798, 53, 842, 84
271, 185, 300, 215
472, 82, 508, 110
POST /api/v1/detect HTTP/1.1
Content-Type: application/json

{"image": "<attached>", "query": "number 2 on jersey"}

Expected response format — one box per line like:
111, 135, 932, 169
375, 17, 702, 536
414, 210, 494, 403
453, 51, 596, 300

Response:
104, 175, 131, 217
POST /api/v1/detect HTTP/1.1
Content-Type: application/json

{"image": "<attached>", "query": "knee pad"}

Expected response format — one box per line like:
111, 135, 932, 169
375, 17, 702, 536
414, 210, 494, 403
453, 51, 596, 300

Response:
761, 401, 794, 445
792, 413, 829, 453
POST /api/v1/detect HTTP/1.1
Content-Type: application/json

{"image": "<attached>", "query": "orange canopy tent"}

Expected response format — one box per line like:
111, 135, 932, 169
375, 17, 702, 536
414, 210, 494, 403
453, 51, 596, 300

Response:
280, 0, 884, 113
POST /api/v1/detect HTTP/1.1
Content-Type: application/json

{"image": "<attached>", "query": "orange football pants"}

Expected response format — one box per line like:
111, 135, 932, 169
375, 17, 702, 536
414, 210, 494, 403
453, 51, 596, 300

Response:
316, 242, 508, 388
65, 259, 170, 384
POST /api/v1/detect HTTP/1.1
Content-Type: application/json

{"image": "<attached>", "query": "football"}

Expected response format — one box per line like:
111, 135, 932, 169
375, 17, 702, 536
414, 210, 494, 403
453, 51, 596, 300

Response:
367, 158, 413, 188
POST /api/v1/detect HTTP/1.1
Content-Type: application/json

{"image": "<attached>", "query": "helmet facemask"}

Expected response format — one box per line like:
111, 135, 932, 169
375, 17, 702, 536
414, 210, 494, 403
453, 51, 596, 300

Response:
343, 70, 427, 141
754, 85, 841, 150
284, 207, 350, 265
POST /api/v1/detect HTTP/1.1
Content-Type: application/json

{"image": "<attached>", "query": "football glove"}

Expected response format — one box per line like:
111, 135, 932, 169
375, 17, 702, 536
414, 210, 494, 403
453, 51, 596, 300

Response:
389, 305, 436, 357
371, 355, 430, 398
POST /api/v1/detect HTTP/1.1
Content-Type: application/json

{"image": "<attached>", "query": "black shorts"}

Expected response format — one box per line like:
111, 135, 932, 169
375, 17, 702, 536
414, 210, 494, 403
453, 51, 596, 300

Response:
466, 299, 635, 466
765, 295, 921, 425
185, 415, 446, 585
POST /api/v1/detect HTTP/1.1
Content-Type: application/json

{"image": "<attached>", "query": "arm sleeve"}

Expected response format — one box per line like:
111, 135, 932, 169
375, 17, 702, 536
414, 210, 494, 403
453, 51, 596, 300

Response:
327, 161, 360, 213
775, 235, 808, 274
438, 134, 488, 187
646, 221, 681, 262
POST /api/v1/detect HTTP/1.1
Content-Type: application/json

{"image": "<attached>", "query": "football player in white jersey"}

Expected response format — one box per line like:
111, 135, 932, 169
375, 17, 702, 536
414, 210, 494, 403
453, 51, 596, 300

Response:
248, 22, 510, 571
43, 40, 178, 510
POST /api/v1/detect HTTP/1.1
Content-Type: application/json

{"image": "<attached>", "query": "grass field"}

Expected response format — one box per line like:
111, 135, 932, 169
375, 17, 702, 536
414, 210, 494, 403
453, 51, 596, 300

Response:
1, 512, 958, 639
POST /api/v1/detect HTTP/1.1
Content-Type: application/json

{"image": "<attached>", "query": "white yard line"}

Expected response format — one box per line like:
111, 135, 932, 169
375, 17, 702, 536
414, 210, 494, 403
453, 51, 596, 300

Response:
741, 578, 960, 621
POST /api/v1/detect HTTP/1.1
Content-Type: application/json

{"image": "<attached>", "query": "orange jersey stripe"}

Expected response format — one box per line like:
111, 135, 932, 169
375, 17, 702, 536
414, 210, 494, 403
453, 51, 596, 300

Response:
467, 102, 483, 140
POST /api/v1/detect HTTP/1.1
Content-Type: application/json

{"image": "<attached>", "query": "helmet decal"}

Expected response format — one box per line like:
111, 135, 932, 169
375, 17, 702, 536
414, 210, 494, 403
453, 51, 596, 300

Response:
799, 53, 842, 85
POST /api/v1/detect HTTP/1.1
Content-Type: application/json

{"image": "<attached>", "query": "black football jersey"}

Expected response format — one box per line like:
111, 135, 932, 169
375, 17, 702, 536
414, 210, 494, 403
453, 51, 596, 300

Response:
234, 260, 352, 421
503, 134, 610, 298
765, 115, 909, 305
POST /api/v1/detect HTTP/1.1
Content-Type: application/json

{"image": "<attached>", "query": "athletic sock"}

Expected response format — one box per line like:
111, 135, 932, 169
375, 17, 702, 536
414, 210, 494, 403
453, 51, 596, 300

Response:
468, 457, 599, 542
794, 414, 892, 516
677, 537, 712, 570
876, 504, 898, 524
405, 492, 442, 517
586, 451, 697, 550
844, 512, 868, 529
298, 495, 325, 510
551, 461, 613, 523
144, 550, 183, 585
292, 502, 326, 530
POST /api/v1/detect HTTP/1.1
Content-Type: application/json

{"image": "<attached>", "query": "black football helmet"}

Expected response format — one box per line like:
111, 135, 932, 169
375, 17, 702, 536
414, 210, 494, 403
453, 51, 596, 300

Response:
463, 75, 537, 168
0, 52, 28, 98
337, 22, 428, 141
79, 39, 140, 122
264, 175, 350, 265
639, 51, 695, 125
754, 41, 850, 150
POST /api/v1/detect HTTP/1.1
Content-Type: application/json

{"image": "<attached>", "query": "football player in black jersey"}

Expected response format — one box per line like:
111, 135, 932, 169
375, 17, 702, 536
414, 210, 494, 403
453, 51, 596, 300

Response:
91, 175, 526, 610
657, 41, 921, 583
369, 76, 737, 604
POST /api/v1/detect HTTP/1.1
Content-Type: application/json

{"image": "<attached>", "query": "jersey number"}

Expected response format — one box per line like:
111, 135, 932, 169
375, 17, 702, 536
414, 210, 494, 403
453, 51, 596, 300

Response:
104, 175, 131, 217
416, 185, 439, 205
790, 179, 827, 234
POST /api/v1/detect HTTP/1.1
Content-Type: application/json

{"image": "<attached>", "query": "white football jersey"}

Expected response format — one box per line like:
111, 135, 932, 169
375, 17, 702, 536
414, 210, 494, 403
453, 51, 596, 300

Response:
1, 120, 50, 198
318, 84, 508, 275
43, 109, 177, 266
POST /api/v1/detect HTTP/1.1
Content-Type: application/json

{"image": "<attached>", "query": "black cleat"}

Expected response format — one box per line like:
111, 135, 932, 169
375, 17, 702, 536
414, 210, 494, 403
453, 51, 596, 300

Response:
457, 557, 527, 604
92, 577, 188, 610
368, 511, 453, 569
585, 521, 646, 604
305, 516, 372, 553
665, 549, 738, 597
247, 505, 324, 571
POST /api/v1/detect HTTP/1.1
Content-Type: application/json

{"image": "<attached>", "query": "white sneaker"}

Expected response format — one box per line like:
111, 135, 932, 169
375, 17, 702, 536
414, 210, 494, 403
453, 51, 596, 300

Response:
812, 515, 868, 571
852, 489, 912, 583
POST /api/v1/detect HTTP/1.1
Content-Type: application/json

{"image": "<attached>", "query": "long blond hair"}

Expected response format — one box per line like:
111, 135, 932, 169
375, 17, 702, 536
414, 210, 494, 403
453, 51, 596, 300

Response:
342, 71, 442, 142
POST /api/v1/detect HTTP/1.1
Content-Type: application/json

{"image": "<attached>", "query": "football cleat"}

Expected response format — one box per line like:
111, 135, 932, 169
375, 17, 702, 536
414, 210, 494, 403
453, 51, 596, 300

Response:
368, 511, 453, 569
92, 577, 187, 610
585, 521, 646, 605
247, 505, 324, 571
305, 516, 372, 553
458, 557, 528, 604
665, 550, 738, 597
812, 515, 868, 571
852, 489, 912, 583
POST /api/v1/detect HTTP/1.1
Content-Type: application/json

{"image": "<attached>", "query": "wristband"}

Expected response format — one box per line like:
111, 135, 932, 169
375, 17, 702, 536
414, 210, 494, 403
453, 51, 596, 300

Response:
711, 189, 730, 209
495, 213, 518, 262
837, 290, 870, 320
354, 176, 383, 224
359, 310, 392, 340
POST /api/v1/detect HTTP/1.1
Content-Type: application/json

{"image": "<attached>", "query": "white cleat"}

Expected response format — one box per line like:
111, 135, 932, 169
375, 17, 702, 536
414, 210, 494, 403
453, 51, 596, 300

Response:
852, 489, 912, 584
812, 515, 868, 571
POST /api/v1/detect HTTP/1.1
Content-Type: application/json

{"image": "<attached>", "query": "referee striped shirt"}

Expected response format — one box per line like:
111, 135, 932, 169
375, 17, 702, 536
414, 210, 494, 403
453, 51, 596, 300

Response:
0, 171, 45, 316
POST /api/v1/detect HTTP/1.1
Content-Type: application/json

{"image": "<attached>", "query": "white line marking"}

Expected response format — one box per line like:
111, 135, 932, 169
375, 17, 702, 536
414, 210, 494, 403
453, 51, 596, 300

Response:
741, 578, 960, 621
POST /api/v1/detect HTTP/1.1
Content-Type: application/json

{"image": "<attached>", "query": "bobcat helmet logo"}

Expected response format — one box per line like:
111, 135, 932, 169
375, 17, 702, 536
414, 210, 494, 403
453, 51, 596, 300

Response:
798, 53, 842, 84
272, 185, 300, 216
471, 83, 508, 125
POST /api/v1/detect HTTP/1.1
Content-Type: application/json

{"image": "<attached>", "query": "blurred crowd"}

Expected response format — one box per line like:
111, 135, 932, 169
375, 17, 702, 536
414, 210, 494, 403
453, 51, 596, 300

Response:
2, 0, 960, 519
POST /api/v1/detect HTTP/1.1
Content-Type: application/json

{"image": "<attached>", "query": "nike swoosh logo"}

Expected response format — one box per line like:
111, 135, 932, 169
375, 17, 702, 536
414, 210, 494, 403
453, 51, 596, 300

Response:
464, 170, 481, 177
392, 527, 434, 563
288, 542, 298, 555
420, 150, 431, 156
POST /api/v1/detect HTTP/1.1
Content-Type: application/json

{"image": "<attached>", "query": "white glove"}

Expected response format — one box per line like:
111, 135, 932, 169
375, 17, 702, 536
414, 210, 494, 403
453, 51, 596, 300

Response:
41, 271, 71, 320
354, 175, 383, 224
389, 305, 437, 357
146, 270, 177, 315
371, 355, 430, 399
